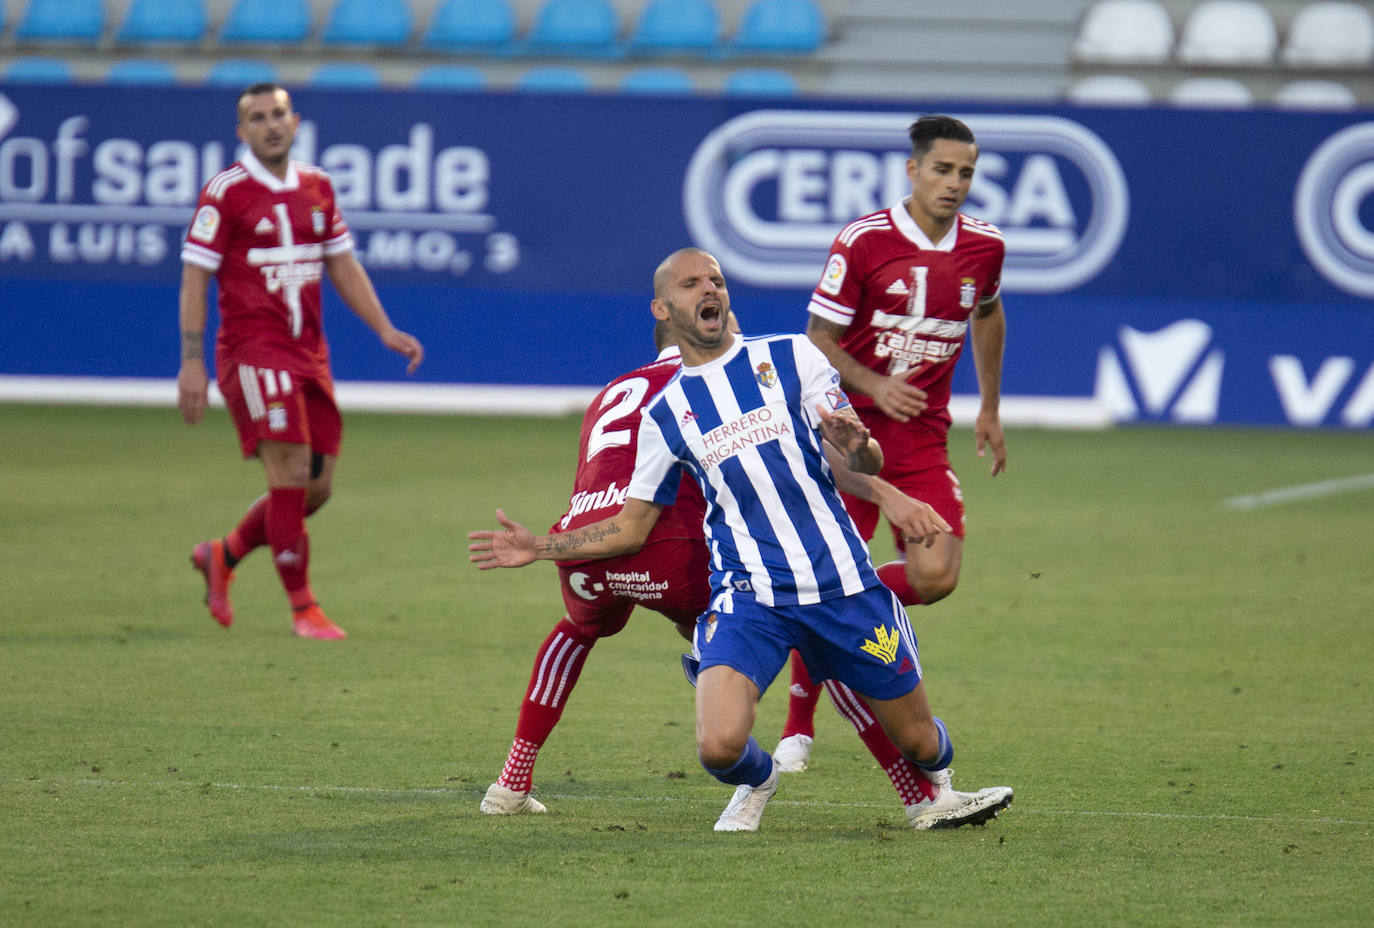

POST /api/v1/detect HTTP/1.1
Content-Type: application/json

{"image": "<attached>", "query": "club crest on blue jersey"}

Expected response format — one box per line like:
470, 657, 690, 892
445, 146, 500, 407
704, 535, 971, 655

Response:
860, 625, 900, 664
704, 613, 718, 643
754, 362, 776, 389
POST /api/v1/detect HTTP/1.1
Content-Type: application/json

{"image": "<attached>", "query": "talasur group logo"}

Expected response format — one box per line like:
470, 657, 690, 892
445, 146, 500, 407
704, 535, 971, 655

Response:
1295, 122, 1374, 298
683, 110, 1129, 293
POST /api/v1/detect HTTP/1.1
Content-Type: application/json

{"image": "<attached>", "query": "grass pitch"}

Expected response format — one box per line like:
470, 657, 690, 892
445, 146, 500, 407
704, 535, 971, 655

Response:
2, 404, 1371, 927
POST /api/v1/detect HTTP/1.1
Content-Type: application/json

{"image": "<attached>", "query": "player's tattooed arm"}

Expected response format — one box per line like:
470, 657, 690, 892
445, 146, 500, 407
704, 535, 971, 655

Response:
540, 522, 622, 557
181, 330, 204, 361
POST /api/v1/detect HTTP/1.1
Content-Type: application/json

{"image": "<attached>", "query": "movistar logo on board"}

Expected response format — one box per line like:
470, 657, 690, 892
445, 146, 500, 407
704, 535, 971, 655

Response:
683, 110, 1129, 293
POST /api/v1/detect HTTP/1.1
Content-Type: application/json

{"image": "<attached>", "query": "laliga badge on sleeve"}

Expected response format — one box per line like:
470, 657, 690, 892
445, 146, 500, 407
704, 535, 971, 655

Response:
820, 253, 846, 295
189, 205, 221, 244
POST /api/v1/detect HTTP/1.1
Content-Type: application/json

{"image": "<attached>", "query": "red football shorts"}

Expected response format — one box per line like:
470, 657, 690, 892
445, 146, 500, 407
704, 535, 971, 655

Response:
844, 412, 966, 545
557, 538, 710, 639
219, 363, 342, 459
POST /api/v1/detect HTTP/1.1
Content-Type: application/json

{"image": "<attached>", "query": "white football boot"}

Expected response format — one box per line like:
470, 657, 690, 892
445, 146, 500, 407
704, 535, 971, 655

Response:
713, 768, 780, 832
772, 734, 814, 773
480, 783, 548, 815
906, 768, 1013, 830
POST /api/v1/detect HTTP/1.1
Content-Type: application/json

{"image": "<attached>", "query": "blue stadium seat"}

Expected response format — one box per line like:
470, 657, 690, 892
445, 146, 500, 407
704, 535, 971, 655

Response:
628, 0, 720, 54
517, 66, 591, 92
106, 58, 178, 84
620, 66, 694, 94
729, 0, 825, 53
422, 0, 515, 52
524, 0, 621, 57
203, 58, 280, 86
14, 0, 104, 43
320, 0, 412, 46
3, 56, 76, 83
219, 0, 312, 44
413, 64, 488, 90
723, 67, 798, 95
309, 63, 383, 87
116, 0, 208, 43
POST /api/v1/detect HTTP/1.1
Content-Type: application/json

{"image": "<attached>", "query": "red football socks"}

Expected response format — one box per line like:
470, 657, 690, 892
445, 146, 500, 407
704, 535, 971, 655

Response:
498, 619, 597, 793
265, 486, 313, 609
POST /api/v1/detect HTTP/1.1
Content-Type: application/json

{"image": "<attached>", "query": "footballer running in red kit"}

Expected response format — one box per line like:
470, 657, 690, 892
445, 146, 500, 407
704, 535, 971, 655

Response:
773, 114, 1009, 773
177, 82, 423, 640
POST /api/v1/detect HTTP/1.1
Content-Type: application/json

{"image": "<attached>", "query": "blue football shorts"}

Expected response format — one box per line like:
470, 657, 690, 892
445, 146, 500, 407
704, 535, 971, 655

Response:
691, 585, 924, 701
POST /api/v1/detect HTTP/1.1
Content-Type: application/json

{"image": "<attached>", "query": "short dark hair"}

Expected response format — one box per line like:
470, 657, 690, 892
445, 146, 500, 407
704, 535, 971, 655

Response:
908, 115, 976, 160
236, 82, 286, 118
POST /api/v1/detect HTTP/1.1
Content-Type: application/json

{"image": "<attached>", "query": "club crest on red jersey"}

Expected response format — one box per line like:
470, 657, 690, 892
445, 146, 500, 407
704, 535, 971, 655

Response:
311, 207, 326, 236
960, 277, 976, 309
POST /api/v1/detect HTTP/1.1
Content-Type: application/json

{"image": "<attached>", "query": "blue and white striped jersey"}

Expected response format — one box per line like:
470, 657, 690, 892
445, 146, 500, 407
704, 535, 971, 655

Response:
628, 333, 881, 608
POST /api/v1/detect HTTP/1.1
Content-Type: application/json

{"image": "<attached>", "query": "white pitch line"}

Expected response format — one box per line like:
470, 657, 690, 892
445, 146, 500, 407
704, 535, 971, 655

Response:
1223, 473, 1374, 510
28, 778, 1374, 827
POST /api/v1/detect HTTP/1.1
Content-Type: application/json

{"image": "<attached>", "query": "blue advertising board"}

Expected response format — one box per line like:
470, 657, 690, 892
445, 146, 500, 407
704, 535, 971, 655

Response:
0, 84, 1371, 428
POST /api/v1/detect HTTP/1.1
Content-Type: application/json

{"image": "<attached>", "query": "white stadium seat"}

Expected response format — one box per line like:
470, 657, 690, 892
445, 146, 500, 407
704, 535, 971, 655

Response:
1274, 79, 1359, 110
1169, 77, 1255, 108
1281, 2, 1374, 68
1176, 0, 1277, 65
1066, 74, 1154, 105
1072, 0, 1175, 64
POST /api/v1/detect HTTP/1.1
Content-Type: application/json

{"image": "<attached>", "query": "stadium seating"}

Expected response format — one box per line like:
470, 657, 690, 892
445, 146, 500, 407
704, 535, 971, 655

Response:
1065, 73, 1153, 105
723, 67, 799, 95
309, 62, 384, 87
3, 56, 76, 82
115, 0, 209, 43
422, 0, 516, 52
219, 0, 312, 44
1175, 0, 1277, 65
620, 66, 695, 94
729, 0, 826, 54
203, 58, 280, 86
14, 0, 104, 43
413, 64, 488, 90
627, 0, 720, 55
517, 66, 592, 91
1274, 79, 1358, 110
320, 0, 412, 47
1168, 76, 1255, 107
1280, 2, 1374, 68
106, 58, 178, 84
1071, 0, 1175, 64
523, 0, 622, 56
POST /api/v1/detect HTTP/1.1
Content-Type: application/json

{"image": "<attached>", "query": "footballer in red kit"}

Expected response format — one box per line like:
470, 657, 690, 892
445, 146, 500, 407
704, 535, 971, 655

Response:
772, 115, 1009, 776
177, 83, 424, 640
480, 326, 713, 815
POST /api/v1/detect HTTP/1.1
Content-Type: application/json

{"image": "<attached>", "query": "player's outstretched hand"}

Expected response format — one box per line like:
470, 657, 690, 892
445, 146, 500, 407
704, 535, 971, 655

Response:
382, 327, 425, 374
815, 403, 870, 456
872, 369, 929, 423
975, 410, 1007, 477
881, 493, 951, 549
468, 509, 537, 569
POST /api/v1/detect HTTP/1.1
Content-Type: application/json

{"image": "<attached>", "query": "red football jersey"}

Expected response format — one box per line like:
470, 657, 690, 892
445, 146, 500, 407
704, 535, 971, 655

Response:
807, 199, 1005, 435
181, 151, 353, 378
551, 348, 706, 563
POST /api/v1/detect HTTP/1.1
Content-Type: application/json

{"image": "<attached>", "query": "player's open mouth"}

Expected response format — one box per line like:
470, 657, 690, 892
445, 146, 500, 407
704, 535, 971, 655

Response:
699, 302, 721, 322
